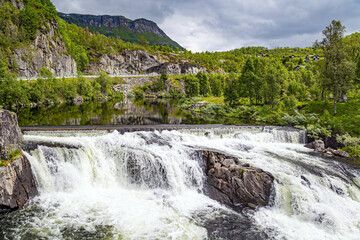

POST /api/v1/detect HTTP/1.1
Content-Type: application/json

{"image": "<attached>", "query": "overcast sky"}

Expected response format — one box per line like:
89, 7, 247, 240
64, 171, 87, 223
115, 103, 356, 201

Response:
52, 0, 360, 52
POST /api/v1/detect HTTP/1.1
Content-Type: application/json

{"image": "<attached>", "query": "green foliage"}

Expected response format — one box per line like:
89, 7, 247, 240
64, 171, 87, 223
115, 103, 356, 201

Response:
316, 20, 356, 114
184, 75, 200, 98
196, 72, 211, 96
153, 71, 168, 92
0, 148, 23, 167
209, 74, 224, 97
224, 74, 239, 107
95, 71, 113, 94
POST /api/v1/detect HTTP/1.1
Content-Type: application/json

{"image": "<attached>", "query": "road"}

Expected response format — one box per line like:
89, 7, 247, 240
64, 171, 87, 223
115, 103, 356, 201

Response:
16, 73, 164, 81
16, 72, 236, 81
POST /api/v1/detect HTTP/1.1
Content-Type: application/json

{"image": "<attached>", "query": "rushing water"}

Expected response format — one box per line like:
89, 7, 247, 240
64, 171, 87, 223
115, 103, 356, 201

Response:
1, 127, 360, 240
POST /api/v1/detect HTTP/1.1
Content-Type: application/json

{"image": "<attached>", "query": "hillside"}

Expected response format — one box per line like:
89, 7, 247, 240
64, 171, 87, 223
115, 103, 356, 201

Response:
0, 0, 201, 77
58, 12, 183, 50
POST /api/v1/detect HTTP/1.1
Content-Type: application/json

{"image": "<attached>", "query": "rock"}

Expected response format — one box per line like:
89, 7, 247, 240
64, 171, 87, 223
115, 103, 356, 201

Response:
72, 96, 84, 105
305, 140, 325, 152
201, 151, 274, 211
0, 110, 38, 212
0, 111, 22, 160
325, 148, 350, 158
14, 19, 77, 77
0, 155, 38, 211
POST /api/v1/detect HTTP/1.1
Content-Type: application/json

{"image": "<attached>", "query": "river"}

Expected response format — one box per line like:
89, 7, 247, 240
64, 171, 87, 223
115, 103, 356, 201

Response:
16, 99, 243, 127
1, 127, 359, 239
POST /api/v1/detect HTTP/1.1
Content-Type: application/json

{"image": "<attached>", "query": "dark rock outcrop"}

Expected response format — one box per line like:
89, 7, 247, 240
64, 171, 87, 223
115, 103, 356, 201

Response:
305, 140, 349, 158
0, 155, 38, 211
201, 151, 274, 210
0, 110, 38, 212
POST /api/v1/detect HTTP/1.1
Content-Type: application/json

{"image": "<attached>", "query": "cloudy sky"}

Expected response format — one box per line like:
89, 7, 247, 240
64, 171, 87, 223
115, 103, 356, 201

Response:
52, 0, 360, 52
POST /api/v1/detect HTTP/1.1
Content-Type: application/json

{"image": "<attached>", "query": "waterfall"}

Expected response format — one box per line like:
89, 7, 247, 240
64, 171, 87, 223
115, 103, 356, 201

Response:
1, 127, 359, 240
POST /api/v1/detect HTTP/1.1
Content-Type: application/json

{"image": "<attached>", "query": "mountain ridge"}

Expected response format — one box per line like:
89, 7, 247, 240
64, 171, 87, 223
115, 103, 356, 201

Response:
58, 12, 183, 49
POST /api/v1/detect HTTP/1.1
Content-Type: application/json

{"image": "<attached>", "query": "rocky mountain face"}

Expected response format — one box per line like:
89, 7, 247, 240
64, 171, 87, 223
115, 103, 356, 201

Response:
6, 0, 201, 77
14, 19, 77, 77
5, 0, 77, 77
0, 110, 38, 212
58, 13, 183, 49
86, 49, 203, 76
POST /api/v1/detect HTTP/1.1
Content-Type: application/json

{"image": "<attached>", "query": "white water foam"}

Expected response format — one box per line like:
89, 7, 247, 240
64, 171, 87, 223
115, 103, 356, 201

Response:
4, 128, 359, 239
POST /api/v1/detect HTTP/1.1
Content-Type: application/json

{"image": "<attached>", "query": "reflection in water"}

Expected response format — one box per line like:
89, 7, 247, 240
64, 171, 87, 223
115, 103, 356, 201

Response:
17, 99, 242, 126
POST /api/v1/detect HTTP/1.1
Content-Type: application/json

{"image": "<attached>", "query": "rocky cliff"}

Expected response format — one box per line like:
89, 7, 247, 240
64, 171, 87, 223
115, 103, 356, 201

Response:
4, 0, 77, 77
58, 12, 183, 49
14, 19, 77, 77
0, 110, 38, 212
86, 49, 203, 75
4, 0, 202, 77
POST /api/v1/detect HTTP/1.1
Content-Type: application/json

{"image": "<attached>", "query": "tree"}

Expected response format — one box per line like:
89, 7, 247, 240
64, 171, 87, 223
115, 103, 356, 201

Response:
316, 20, 356, 114
139, 35, 147, 47
184, 75, 200, 98
224, 73, 239, 107
197, 72, 211, 96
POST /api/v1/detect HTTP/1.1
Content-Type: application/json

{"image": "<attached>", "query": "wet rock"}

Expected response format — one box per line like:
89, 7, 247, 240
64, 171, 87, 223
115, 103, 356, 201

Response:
0, 155, 38, 211
301, 175, 311, 187
201, 151, 274, 211
0, 110, 38, 211
322, 148, 349, 158
305, 140, 325, 152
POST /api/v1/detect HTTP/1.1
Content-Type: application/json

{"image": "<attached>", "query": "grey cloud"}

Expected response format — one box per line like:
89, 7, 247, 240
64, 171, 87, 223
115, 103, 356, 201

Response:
51, 0, 360, 51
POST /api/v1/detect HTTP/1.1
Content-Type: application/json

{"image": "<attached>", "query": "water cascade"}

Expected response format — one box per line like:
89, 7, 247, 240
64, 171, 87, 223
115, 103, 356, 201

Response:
1, 127, 359, 240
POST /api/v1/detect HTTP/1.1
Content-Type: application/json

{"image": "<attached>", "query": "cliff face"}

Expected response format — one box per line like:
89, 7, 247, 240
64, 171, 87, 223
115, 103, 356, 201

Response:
5, 0, 201, 77
58, 13, 183, 49
0, 110, 38, 212
86, 49, 203, 75
13, 19, 77, 77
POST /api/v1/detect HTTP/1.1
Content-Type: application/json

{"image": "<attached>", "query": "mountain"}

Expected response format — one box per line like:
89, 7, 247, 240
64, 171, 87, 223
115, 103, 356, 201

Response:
58, 13, 183, 50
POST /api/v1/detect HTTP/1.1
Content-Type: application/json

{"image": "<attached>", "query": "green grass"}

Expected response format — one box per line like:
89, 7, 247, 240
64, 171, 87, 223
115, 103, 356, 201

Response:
303, 99, 360, 136
0, 149, 23, 167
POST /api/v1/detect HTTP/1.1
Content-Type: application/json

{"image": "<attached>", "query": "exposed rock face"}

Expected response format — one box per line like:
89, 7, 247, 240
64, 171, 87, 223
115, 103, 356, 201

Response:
0, 110, 38, 211
86, 50, 160, 75
201, 150, 274, 210
14, 19, 77, 77
0, 111, 22, 160
145, 62, 204, 75
305, 140, 325, 152
0, 155, 38, 211
86, 50, 204, 76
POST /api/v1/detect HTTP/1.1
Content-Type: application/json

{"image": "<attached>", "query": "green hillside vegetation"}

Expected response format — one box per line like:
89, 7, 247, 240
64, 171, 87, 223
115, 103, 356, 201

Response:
0, 0, 57, 70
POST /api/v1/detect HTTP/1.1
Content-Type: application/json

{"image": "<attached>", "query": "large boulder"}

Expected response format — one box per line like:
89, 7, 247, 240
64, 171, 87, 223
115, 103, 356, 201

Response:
0, 110, 38, 212
201, 150, 274, 210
